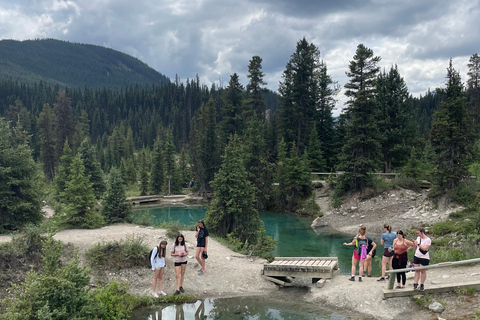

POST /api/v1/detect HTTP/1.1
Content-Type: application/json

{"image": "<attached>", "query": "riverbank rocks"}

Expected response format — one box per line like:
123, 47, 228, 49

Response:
311, 217, 328, 228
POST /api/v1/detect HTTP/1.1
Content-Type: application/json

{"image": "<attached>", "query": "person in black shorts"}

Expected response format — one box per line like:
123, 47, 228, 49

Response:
195, 220, 209, 275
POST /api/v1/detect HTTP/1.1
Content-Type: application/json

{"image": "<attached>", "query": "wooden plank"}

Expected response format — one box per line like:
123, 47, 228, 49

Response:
262, 275, 294, 287
316, 279, 326, 288
383, 280, 480, 299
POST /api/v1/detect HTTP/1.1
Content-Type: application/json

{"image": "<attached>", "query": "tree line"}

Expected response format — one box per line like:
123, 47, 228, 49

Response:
1, 38, 480, 251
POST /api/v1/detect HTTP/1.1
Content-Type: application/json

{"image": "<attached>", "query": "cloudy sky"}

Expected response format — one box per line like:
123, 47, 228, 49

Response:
1, 0, 479, 110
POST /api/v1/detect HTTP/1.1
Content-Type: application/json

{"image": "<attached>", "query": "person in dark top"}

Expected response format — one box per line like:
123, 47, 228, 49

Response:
363, 236, 377, 277
195, 219, 209, 275
189, 178, 195, 189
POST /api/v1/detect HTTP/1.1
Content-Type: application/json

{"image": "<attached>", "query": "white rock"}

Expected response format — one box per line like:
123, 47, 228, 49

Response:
351, 206, 358, 211
428, 301, 444, 313
442, 275, 450, 279
471, 273, 480, 276
226, 256, 231, 261
360, 215, 365, 219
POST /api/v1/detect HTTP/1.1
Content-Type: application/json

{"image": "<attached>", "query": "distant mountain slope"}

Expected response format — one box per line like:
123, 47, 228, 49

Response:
0, 39, 169, 90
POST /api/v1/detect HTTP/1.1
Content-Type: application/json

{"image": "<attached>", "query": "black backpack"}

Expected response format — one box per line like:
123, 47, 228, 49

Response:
149, 246, 159, 261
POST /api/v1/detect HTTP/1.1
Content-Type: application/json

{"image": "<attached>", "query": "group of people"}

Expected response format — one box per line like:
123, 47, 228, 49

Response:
150, 219, 209, 297
343, 224, 431, 291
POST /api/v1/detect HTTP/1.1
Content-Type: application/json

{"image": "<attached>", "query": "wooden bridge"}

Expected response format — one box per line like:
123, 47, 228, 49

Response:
262, 257, 340, 287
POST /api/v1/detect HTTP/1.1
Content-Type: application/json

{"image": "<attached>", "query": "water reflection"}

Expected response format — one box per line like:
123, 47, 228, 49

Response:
130, 297, 349, 320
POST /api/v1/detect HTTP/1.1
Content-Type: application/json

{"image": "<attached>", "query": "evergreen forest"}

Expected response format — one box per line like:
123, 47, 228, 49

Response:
2, 37, 480, 319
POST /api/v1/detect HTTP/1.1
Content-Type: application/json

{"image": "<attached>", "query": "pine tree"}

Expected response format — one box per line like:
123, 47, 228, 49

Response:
0, 118, 43, 232
189, 98, 220, 195
102, 167, 132, 223
338, 44, 382, 192
279, 37, 325, 155
376, 65, 415, 172
206, 134, 261, 245
78, 138, 105, 199
220, 73, 245, 141
306, 124, 326, 172
244, 56, 267, 121
37, 103, 57, 182
54, 141, 74, 203
59, 154, 103, 229
467, 53, 480, 130
53, 91, 75, 163
430, 59, 474, 190
150, 138, 164, 194
139, 149, 150, 196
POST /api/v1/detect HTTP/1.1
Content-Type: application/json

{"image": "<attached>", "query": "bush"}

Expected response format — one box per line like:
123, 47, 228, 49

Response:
91, 280, 134, 320
296, 192, 321, 216
448, 180, 480, 209
85, 235, 149, 270
430, 221, 456, 236
395, 175, 421, 192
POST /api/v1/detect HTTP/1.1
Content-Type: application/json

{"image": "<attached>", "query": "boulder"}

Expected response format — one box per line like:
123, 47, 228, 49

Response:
311, 217, 328, 228
428, 301, 444, 313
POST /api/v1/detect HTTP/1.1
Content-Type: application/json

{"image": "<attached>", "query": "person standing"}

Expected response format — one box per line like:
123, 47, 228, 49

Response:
343, 226, 373, 282
151, 240, 168, 297
363, 234, 377, 277
171, 234, 189, 295
377, 224, 396, 282
392, 231, 414, 289
413, 227, 431, 291
195, 220, 209, 275
189, 178, 195, 189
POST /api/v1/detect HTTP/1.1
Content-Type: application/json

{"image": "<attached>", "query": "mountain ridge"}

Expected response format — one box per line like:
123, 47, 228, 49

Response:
0, 38, 169, 90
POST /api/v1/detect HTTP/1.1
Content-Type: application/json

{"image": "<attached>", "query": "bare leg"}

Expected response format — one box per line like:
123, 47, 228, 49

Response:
158, 267, 164, 292
180, 263, 187, 288
195, 247, 205, 270
175, 265, 182, 291
351, 255, 358, 276
420, 270, 427, 284
414, 264, 421, 284
381, 256, 387, 278
152, 268, 161, 293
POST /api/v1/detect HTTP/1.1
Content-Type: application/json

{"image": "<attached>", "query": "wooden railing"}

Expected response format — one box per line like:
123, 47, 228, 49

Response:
385, 257, 480, 290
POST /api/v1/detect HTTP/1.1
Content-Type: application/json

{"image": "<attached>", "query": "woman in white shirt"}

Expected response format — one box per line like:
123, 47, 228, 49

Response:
151, 240, 167, 297
413, 227, 431, 292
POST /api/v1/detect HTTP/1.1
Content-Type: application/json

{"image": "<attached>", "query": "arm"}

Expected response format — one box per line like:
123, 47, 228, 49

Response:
369, 241, 377, 256
404, 239, 414, 251
151, 247, 157, 270
195, 225, 199, 238
343, 237, 356, 246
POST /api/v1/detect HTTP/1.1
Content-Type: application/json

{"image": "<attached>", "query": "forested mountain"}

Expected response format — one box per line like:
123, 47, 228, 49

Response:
0, 39, 169, 90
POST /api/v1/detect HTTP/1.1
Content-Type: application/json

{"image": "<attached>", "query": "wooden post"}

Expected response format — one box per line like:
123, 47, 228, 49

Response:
387, 274, 395, 289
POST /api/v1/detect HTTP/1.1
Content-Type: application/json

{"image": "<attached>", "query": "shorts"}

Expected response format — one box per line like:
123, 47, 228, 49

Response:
383, 248, 394, 257
414, 256, 430, 266
369, 250, 376, 259
353, 249, 361, 260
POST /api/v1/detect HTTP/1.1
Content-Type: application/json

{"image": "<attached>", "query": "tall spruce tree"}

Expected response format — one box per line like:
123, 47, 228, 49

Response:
279, 37, 324, 155
467, 53, 480, 130
338, 44, 382, 192
244, 56, 267, 122
102, 167, 131, 223
0, 118, 43, 232
53, 91, 75, 163
430, 59, 473, 190
59, 153, 103, 229
78, 138, 105, 199
376, 65, 415, 172
37, 103, 57, 182
150, 138, 164, 195
220, 73, 245, 141
206, 134, 261, 245
189, 98, 220, 195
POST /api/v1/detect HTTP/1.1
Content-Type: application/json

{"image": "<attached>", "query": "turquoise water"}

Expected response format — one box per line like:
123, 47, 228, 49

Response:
133, 205, 369, 275
129, 296, 349, 320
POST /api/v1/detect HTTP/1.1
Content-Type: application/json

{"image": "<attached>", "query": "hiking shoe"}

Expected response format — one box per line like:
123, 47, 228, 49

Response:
419, 284, 425, 292
348, 276, 355, 282
395, 286, 401, 289
153, 292, 159, 298
367, 274, 372, 277
159, 291, 166, 296
198, 269, 205, 275
358, 277, 362, 282
413, 283, 418, 290
173, 290, 180, 296
377, 277, 385, 282
179, 286, 185, 293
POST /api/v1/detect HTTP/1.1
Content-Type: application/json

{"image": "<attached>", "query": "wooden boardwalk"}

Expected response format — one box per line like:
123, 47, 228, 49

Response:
383, 279, 480, 298
263, 257, 340, 286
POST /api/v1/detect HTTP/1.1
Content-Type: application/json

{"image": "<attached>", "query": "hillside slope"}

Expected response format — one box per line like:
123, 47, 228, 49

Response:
0, 39, 169, 90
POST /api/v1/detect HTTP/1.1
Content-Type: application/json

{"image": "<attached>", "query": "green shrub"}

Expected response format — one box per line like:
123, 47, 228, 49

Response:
395, 175, 421, 192
430, 221, 456, 236
85, 235, 149, 270
91, 280, 134, 320
296, 192, 321, 216
448, 180, 480, 209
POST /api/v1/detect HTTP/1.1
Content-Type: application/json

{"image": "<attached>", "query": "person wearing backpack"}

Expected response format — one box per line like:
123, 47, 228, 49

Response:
377, 224, 396, 282
171, 234, 189, 295
150, 240, 167, 297
343, 226, 373, 282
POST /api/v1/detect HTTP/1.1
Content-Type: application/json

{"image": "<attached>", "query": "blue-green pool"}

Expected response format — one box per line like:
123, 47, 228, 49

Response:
133, 204, 374, 275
